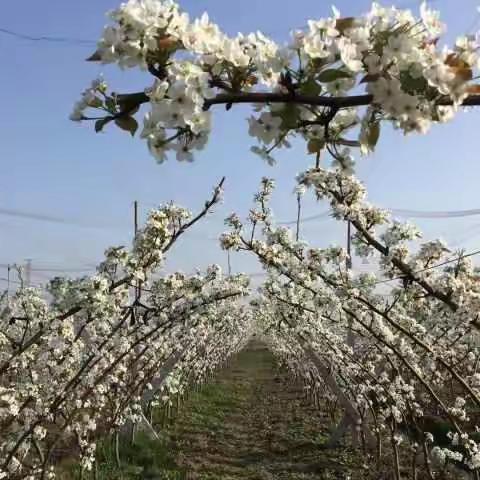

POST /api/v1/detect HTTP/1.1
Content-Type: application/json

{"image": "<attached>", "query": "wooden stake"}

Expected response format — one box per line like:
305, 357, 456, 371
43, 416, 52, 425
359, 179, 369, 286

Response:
114, 432, 121, 469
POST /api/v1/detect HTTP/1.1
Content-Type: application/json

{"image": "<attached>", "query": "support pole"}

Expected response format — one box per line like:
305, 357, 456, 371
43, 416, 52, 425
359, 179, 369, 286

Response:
133, 201, 139, 299
326, 221, 362, 447
133, 200, 138, 237
25, 259, 32, 288
227, 250, 232, 276
6, 264, 10, 298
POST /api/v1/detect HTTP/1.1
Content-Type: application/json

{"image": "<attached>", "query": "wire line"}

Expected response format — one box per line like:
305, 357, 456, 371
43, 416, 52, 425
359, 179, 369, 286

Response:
0, 27, 95, 45
374, 249, 480, 286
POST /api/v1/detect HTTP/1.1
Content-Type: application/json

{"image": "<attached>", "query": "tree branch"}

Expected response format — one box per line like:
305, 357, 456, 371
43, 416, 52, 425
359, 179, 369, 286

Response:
115, 91, 480, 116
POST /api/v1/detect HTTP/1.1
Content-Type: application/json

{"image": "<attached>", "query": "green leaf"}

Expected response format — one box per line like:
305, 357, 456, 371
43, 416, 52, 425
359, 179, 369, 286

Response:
399, 71, 427, 94
86, 50, 102, 62
116, 93, 144, 115
317, 69, 352, 83
95, 117, 112, 133
307, 138, 325, 155
367, 123, 380, 150
274, 104, 300, 130
310, 57, 330, 71
299, 78, 322, 96
115, 116, 139, 137
105, 97, 117, 113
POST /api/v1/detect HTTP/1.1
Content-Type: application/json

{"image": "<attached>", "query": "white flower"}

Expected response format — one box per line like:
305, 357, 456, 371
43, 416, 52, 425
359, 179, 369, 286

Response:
147, 80, 170, 102
187, 111, 211, 135
424, 62, 455, 94
148, 134, 169, 163
168, 81, 196, 113
368, 77, 402, 105
331, 148, 355, 174
251, 146, 276, 165
248, 112, 283, 144
338, 37, 364, 72
437, 105, 456, 123
383, 34, 413, 60
396, 93, 419, 119
69, 106, 84, 122
420, 2, 445, 37
33, 425, 47, 441
364, 53, 383, 75
307, 18, 339, 38
173, 142, 194, 162
303, 34, 332, 60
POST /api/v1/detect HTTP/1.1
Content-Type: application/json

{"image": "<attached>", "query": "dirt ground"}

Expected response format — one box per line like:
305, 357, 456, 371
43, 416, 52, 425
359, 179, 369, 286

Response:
163, 341, 366, 480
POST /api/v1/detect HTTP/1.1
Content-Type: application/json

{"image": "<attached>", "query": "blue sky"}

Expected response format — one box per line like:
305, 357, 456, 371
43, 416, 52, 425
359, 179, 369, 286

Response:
2, 0, 480, 287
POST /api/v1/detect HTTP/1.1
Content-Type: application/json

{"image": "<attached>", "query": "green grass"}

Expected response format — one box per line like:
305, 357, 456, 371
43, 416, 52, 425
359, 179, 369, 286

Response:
58, 343, 363, 479
58, 378, 242, 479
58, 431, 186, 479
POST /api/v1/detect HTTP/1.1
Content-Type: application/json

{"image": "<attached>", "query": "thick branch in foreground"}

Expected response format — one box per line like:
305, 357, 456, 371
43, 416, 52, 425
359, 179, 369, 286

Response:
115, 91, 480, 115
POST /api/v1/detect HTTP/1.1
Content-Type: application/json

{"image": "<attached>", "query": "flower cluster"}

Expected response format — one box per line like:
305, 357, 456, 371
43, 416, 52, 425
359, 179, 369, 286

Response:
141, 63, 214, 162
73, 0, 480, 167
70, 77, 108, 122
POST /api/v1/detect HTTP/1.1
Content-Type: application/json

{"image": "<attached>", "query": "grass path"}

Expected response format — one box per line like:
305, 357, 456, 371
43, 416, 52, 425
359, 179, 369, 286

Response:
61, 342, 366, 479
162, 341, 362, 480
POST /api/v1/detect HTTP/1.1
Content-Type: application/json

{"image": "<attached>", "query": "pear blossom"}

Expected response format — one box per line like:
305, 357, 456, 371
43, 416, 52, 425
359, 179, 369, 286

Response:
71, 0, 480, 164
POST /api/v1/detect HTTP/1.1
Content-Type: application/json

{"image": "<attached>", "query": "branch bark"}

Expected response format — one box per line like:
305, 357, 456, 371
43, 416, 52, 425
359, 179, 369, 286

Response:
115, 91, 480, 114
